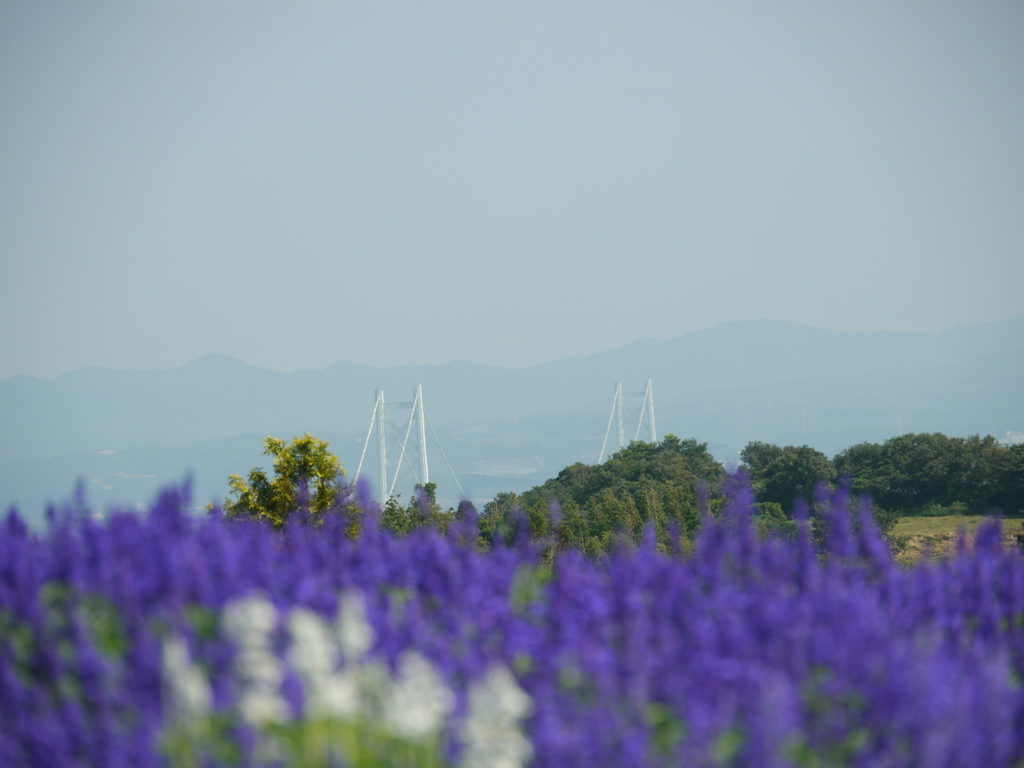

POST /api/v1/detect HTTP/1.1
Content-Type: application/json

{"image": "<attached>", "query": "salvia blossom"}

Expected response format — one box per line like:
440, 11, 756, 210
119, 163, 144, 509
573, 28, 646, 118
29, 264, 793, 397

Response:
1, 477, 1022, 767
460, 664, 534, 768
286, 604, 360, 719
337, 587, 374, 663
285, 588, 457, 738
385, 649, 457, 740
222, 592, 290, 726
161, 636, 212, 722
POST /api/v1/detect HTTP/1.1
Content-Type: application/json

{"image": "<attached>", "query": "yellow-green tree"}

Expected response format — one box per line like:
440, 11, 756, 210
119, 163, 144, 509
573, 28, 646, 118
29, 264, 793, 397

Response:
225, 434, 344, 528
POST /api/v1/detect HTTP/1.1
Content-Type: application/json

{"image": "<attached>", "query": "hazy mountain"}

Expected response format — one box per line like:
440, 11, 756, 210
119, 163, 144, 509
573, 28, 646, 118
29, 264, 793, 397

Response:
3, 318, 1022, 525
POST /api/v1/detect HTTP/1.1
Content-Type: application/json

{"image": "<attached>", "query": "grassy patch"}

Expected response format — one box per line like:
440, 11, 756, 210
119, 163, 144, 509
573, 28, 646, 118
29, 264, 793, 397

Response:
893, 513, 1024, 565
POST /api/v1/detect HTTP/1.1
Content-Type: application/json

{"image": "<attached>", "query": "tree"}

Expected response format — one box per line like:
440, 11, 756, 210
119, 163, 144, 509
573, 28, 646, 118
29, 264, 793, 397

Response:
832, 441, 889, 501
742, 441, 902, 546
753, 501, 795, 540
485, 435, 725, 556
741, 442, 836, 514
380, 482, 459, 537
981, 442, 1024, 516
225, 434, 345, 528
869, 433, 970, 512
834, 432, 1021, 516
740, 441, 785, 478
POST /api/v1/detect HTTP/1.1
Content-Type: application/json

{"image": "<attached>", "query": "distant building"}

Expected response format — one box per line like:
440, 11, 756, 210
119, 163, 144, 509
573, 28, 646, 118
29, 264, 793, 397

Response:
997, 431, 1024, 446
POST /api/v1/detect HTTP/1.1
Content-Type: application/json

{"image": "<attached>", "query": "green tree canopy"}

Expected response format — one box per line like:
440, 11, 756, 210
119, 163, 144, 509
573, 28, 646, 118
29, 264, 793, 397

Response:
380, 482, 461, 537
738, 441, 785, 477
981, 442, 1024, 516
741, 442, 836, 514
483, 435, 726, 557
740, 441, 902, 544
225, 434, 345, 528
834, 432, 1023, 515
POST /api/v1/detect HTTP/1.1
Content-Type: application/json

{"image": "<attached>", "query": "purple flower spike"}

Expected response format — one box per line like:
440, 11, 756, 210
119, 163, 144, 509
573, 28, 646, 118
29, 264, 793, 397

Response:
3, 477, 1024, 767
822, 481, 856, 559
855, 493, 892, 571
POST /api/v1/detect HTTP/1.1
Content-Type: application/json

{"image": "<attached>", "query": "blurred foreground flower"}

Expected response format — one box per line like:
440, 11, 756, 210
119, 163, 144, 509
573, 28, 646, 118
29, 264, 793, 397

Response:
460, 664, 534, 768
161, 636, 213, 722
160, 588, 527, 768
4, 477, 1022, 767
223, 592, 291, 726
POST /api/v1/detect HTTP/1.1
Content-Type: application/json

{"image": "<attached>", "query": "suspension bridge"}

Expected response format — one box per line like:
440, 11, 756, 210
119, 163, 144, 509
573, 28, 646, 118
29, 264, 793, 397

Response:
353, 380, 658, 503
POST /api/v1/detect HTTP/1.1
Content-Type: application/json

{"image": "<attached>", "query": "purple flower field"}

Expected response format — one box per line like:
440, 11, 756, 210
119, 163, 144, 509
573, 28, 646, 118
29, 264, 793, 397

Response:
2, 479, 1023, 767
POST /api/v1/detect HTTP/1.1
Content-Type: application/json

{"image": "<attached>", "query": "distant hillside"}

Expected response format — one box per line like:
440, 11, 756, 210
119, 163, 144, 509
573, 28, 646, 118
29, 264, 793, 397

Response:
2, 317, 1022, 524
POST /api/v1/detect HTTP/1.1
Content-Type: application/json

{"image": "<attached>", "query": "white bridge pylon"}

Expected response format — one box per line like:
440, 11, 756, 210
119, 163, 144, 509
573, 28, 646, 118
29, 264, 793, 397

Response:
598, 379, 657, 463
354, 384, 464, 504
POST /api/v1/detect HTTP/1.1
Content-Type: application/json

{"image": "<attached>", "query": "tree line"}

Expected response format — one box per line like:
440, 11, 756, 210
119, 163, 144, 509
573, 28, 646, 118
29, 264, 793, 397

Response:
744, 433, 1024, 518
478, 435, 724, 557
221, 432, 1024, 556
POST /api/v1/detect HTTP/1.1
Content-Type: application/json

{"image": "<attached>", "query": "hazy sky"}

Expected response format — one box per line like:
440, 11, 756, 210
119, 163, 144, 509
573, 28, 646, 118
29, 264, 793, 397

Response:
2, 1, 1022, 380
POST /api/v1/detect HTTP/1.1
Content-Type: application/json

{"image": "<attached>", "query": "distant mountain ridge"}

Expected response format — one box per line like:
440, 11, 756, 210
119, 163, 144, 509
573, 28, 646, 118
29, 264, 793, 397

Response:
2, 318, 1022, 523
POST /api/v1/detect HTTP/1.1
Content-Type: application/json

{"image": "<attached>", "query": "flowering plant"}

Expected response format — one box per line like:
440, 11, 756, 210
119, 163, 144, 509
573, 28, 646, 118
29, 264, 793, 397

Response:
1, 478, 1022, 766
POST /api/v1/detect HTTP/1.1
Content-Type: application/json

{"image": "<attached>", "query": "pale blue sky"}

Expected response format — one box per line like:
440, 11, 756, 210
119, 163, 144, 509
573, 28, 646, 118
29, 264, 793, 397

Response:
2, 1, 1022, 380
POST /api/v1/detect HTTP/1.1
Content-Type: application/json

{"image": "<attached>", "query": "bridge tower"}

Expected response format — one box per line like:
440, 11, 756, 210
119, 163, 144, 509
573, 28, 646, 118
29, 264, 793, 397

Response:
355, 384, 462, 504
598, 379, 657, 463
